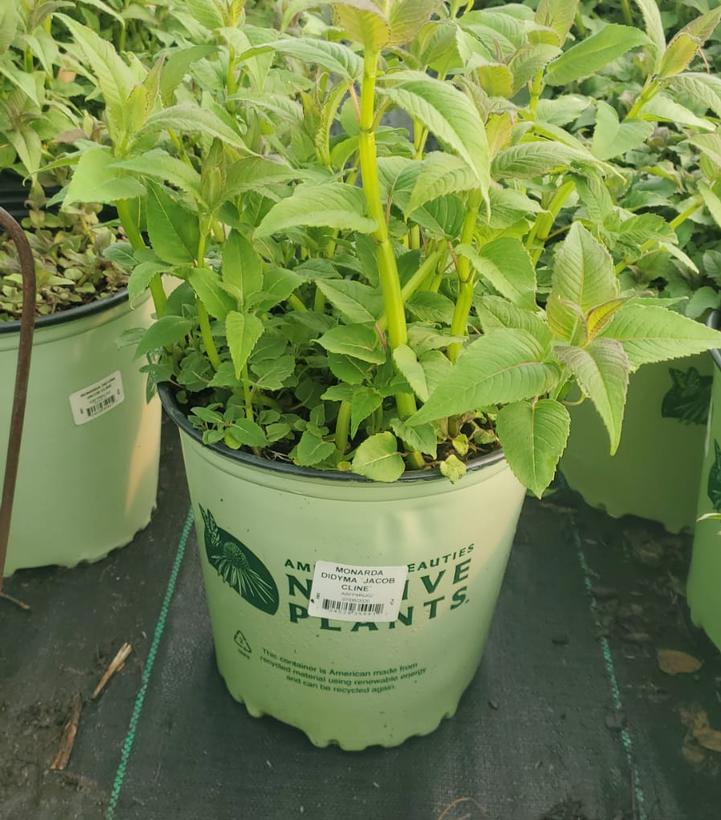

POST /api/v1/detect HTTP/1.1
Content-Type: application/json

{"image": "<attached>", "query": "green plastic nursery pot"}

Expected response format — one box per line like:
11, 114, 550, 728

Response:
561, 354, 712, 534
688, 313, 721, 652
160, 386, 526, 750
0, 291, 161, 575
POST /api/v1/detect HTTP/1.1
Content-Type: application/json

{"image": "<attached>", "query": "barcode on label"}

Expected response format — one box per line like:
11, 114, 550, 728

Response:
321, 599, 385, 616
69, 371, 125, 426
86, 394, 119, 418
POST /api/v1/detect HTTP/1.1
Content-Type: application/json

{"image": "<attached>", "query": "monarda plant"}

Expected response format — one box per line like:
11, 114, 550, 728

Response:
60, 0, 721, 494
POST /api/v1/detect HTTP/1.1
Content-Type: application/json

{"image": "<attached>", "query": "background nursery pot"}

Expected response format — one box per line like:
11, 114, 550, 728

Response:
688, 312, 721, 652
161, 387, 526, 751
0, 291, 160, 575
561, 354, 712, 534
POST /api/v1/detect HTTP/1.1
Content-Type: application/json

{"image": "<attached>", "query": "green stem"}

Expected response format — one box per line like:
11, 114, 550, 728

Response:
670, 198, 703, 230
528, 180, 576, 264
358, 50, 416, 423
195, 229, 220, 370
242, 364, 254, 421
448, 191, 482, 362
528, 70, 544, 119
197, 301, 221, 370
116, 198, 167, 316
288, 293, 307, 312
620, 0, 633, 26
335, 400, 351, 453
626, 78, 660, 120
377, 250, 444, 332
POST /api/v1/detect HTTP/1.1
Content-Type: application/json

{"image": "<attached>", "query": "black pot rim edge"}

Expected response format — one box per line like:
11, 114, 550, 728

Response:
707, 310, 721, 371
158, 383, 506, 484
0, 288, 129, 335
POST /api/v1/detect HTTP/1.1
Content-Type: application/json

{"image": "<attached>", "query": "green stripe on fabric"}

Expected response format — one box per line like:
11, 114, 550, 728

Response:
572, 524, 648, 820
105, 506, 194, 820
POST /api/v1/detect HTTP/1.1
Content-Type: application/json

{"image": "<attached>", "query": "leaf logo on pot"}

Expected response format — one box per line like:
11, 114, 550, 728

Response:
200, 507, 279, 615
708, 442, 721, 513
661, 367, 711, 425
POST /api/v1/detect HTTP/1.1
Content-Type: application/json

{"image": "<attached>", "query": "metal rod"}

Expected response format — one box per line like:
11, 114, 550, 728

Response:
0, 207, 36, 589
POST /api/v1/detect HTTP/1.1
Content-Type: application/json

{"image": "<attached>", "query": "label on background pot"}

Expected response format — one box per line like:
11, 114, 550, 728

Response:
69, 371, 124, 425
307, 561, 408, 623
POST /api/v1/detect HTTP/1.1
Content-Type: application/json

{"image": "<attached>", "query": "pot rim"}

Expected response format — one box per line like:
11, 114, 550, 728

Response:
0, 288, 129, 335
707, 310, 721, 370
158, 383, 506, 484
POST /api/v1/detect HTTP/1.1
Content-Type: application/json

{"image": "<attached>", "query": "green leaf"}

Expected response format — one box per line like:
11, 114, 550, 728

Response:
351, 431, 405, 482
226, 311, 264, 379
535, 0, 578, 44
440, 454, 466, 483
252, 354, 295, 390
555, 339, 630, 453
332, 0, 390, 51
128, 261, 166, 303
407, 152, 479, 214
476, 296, 552, 348
58, 15, 134, 141
229, 419, 268, 448
134, 104, 246, 150
316, 279, 382, 323
255, 183, 377, 238
600, 304, 721, 368
187, 267, 234, 320
699, 183, 721, 231
135, 316, 192, 358
0, 3, 18, 53
546, 24, 649, 85
411, 329, 560, 425
458, 238, 536, 310
390, 417, 437, 458
351, 388, 383, 436
388, 0, 442, 45
318, 323, 386, 363
225, 157, 300, 195
253, 267, 303, 311
633, 0, 666, 68
496, 398, 571, 498
146, 183, 200, 265
491, 141, 591, 178
222, 230, 263, 310
246, 37, 363, 80
551, 223, 618, 313
111, 150, 202, 200
659, 7, 721, 79
296, 429, 336, 466
392, 345, 429, 402
380, 71, 490, 200
669, 73, 721, 119
64, 147, 145, 206
160, 45, 217, 104
186, 0, 225, 29
591, 101, 654, 161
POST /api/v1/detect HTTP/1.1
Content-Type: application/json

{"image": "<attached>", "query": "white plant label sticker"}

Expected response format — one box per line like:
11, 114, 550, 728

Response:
308, 561, 408, 623
69, 371, 125, 425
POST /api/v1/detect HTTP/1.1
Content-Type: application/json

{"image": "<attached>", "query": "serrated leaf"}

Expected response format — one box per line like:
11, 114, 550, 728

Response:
390, 417, 437, 457
135, 316, 192, 358
699, 183, 721, 231
600, 304, 721, 368
350, 388, 383, 436
316, 279, 382, 323
318, 323, 386, 363
458, 238, 536, 310
411, 328, 560, 424
633, 0, 666, 68
388, 0, 442, 46
491, 141, 591, 178
128, 261, 166, 303
255, 183, 377, 238
555, 339, 629, 453
246, 37, 362, 80
407, 152, 479, 214
222, 230, 263, 309
226, 311, 264, 379
146, 183, 200, 265
592, 101, 654, 161
477, 296, 552, 348
296, 429, 336, 466
496, 398, 570, 497
380, 71, 490, 200
551, 222, 618, 313
229, 419, 268, 448
546, 24, 649, 85
134, 104, 246, 150
351, 431, 404, 482
111, 150, 202, 199
187, 267, 234, 320
392, 345, 429, 402
669, 73, 721, 119
327, 352, 373, 384
332, 0, 390, 51
659, 7, 721, 79
186, 0, 224, 29
64, 146, 145, 206
160, 45, 216, 104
